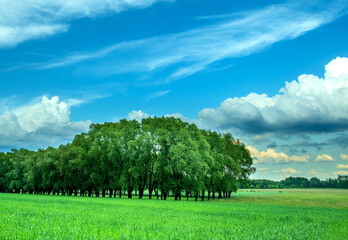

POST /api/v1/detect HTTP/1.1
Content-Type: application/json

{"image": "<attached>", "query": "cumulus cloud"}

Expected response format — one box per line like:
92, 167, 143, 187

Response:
128, 110, 151, 122
0, 0, 168, 48
247, 146, 310, 163
29, 0, 347, 80
341, 154, 348, 160
316, 154, 335, 162
0, 96, 91, 150
197, 57, 348, 134
337, 164, 348, 169
128, 110, 193, 124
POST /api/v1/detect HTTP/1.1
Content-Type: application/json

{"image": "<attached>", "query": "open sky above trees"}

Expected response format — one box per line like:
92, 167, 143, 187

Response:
1, 0, 348, 180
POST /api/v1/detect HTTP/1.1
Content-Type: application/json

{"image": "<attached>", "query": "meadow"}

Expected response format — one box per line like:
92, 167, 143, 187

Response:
0, 189, 347, 239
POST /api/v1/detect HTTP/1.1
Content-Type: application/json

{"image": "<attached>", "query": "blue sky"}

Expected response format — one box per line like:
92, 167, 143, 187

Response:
1, 0, 348, 180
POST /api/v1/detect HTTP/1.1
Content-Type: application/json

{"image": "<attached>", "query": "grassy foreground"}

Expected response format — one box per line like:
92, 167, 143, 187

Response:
0, 189, 347, 239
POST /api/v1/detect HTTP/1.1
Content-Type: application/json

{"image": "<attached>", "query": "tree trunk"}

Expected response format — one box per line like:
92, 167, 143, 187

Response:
218, 191, 222, 199
102, 189, 106, 197
201, 190, 205, 201
74, 189, 78, 196
109, 189, 113, 198
138, 187, 144, 199
148, 186, 153, 200
195, 193, 198, 202
208, 191, 211, 200
88, 189, 92, 197
127, 187, 133, 198
119, 189, 122, 198
212, 192, 215, 199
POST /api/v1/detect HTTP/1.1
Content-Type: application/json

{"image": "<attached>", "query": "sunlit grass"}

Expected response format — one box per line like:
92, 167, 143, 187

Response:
0, 189, 347, 239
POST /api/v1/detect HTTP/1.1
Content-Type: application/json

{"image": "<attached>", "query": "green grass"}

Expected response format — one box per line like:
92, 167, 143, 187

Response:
0, 189, 347, 239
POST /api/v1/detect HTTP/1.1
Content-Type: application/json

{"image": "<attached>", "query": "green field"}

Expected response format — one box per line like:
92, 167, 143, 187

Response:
0, 189, 347, 239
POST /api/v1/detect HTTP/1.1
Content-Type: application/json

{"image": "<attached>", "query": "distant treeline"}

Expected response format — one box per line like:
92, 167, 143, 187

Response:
0, 117, 254, 201
240, 176, 348, 189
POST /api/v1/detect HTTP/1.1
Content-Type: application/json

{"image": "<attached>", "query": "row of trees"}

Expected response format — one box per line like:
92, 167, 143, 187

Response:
0, 117, 255, 201
241, 176, 348, 189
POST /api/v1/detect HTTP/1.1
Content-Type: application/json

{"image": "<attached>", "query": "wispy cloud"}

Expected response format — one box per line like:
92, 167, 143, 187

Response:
26, 0, 348, 81
65, 93, 111, 107
274, 168, 300, 174
258, 168, 269, 171
0, 0, 170, 48
146, 90, 170, 101
316, 154, 335, 162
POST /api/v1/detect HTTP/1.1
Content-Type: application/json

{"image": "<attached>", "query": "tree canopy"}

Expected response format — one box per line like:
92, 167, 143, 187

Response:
0, 117, 255, 200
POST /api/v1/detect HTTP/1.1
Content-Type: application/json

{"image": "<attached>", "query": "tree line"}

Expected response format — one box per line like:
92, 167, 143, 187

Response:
241, 176, 348, 189
0, 117, 255, 201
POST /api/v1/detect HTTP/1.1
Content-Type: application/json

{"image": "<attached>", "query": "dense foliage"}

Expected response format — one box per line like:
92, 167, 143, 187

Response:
241, 176, 348, 189
0, 117, 254, 200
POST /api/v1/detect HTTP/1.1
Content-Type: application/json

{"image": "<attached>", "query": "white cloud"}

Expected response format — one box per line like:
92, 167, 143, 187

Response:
0, 0, 169, 48
31, 1, 347, 79
316, 154, 335, 162
337, 164, 348, 169
128, 110, 151, 122
197, 57, 348, 134
0, 96, 91, 150
247, 146, 309, 163
341, 154, 348, 160
0, 24, 68, 48
326, 56, 348, 78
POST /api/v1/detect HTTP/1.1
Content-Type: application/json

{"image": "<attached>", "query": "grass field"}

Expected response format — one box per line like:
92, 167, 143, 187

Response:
0, 189, 347, 239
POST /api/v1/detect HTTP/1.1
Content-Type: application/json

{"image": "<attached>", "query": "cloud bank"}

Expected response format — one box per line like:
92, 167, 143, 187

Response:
0, 0, 169, 48
0, 96, 91, 150
197, 57, 348, 134
337, 164, 348, 169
